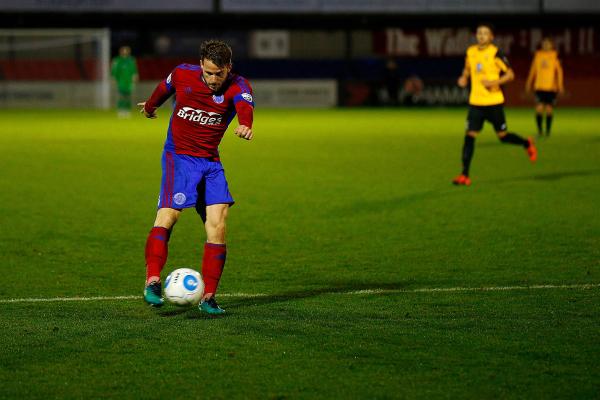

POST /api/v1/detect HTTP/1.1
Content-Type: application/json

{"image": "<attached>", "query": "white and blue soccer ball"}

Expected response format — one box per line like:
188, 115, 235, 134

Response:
164, 268, 204, 306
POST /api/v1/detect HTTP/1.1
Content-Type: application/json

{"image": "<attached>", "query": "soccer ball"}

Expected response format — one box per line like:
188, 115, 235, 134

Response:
164, 268, 204, 306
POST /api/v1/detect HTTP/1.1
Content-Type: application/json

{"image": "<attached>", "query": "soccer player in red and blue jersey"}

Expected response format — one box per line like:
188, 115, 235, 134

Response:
138, 40, 254, 314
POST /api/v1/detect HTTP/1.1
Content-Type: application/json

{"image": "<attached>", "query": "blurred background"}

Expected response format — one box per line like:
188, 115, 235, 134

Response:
0, 0, 599, 110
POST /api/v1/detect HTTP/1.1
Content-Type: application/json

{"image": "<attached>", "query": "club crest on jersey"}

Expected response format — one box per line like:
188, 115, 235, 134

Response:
176, 107, 223, 125
241, 93, 253, 102
212, 94, 224, 104
476, 63, 483, 72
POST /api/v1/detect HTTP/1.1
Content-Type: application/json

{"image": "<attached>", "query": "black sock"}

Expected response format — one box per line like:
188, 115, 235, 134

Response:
500, 132, 529, 148
536, 113, 543, 133
462, 135, 475, 176
546, 114, 553, 135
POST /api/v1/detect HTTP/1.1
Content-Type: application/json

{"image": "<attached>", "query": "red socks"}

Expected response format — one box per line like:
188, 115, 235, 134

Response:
145, 228, 225, 294
202, 243, 227, 295
145, 227, 170, 282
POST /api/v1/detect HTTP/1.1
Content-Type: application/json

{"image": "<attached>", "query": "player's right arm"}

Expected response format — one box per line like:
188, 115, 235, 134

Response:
457, 56, 470, 88
138, 70, 177, 119
525, 54, 537, 93
110, 59, 118, 80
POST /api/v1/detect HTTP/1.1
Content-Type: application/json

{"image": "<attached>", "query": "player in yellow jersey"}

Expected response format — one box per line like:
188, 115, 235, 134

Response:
453, 24, 537, 186
526, 37, 564, 137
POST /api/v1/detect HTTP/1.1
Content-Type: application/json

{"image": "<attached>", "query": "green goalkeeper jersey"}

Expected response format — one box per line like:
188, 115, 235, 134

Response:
111, 55, 138, 92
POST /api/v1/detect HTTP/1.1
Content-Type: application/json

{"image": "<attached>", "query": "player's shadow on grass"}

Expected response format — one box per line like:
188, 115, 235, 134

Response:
157, 282, 408, 318
157, 306, 232, 319
157, 307, 195, 318
585, 136, 600, 143
487, 168, 600, 184
329, 189, 456, 216
473, 141, 503, 147
221, 281, 409, 311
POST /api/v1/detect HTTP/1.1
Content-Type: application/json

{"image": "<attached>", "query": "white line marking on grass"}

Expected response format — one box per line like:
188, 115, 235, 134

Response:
0, 292, 267, 304
0, 295, 140, 303
0, 284, 598, 304
345, 283, 600, 295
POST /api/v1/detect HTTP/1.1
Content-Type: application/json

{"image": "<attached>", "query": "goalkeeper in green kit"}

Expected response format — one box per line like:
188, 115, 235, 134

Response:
111, 45, 138, 118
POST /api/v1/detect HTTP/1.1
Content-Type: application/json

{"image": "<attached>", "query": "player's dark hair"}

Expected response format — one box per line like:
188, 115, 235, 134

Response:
476, 22, 495, 34
200, 40, 232, 67
541, 37, 555, 47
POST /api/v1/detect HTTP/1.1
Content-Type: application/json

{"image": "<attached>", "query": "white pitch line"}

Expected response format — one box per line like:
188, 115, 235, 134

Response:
0, 283, 598, 304
345, 283, 600, 295
0, 292, 267, 304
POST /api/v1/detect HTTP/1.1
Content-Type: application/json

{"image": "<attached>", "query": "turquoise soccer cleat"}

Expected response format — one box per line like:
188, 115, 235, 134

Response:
199, 297, 226, 315
144, 281, 164, 307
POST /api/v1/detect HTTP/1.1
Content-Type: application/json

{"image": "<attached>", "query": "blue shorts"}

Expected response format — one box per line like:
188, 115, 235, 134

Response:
158, 150, 234, 210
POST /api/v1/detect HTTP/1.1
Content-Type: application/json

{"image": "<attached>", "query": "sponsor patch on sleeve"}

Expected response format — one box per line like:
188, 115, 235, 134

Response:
241, 92, 253, 103
166, 73, 172, 84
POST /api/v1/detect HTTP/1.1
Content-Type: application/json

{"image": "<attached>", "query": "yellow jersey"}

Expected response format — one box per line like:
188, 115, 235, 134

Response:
465, 44, 510, 106
528, 50, 563, 92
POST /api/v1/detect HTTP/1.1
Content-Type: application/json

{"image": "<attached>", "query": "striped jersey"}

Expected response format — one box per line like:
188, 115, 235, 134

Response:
144, 64, 254, 159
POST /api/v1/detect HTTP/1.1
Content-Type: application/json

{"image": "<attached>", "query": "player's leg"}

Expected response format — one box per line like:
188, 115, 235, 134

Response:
146, 208, 180, 284
198, 160, 234, 314
143, 208, 180, 307
456, 130, 477, 184
203, 203, 228, 296
199, 204, 229, 315
144, 150, 197, 306
117, 89, 132, 118
453, 106, 482, 185
493, 105, 537, 162
123, 91, 132, 117
535, 100, 544, 136
545, 103, 554, 136
497, 130, 537, 162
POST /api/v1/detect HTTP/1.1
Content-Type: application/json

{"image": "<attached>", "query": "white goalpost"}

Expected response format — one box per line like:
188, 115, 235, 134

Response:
0, 28, 110, 109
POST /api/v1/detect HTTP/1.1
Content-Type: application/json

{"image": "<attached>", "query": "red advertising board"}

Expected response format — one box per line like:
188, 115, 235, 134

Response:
374, 27, 600, 106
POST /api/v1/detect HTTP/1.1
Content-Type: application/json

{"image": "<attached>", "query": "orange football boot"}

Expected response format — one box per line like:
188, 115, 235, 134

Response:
526, 137, 537, 163
452, 174, 472, 186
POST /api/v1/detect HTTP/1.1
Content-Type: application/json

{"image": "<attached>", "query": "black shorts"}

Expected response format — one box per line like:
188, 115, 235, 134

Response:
535, 90, 557, 105
466, 104, 507, 132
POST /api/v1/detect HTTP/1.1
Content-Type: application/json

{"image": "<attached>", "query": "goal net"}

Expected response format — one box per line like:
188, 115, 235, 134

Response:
0, 29, 110, 109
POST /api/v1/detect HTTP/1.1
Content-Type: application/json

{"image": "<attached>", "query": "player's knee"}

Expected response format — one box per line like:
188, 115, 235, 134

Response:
206, 215, 225, 228
546, 105, 553, 114
154, 208, 180, 229
204, 204, 229, 242
466, 130, 478, 138
497, 131, 508, 140
206, 221, 226, 243
535, 104, 544, 113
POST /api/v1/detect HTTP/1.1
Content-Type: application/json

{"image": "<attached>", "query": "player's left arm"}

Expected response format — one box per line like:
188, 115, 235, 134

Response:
482, 49, 514, 88
556, 58, 565, 93
232, 81, 255, 140
133, 58, 139, 83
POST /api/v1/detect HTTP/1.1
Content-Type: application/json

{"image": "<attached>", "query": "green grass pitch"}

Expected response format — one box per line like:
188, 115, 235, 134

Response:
0, 107, 598, 399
